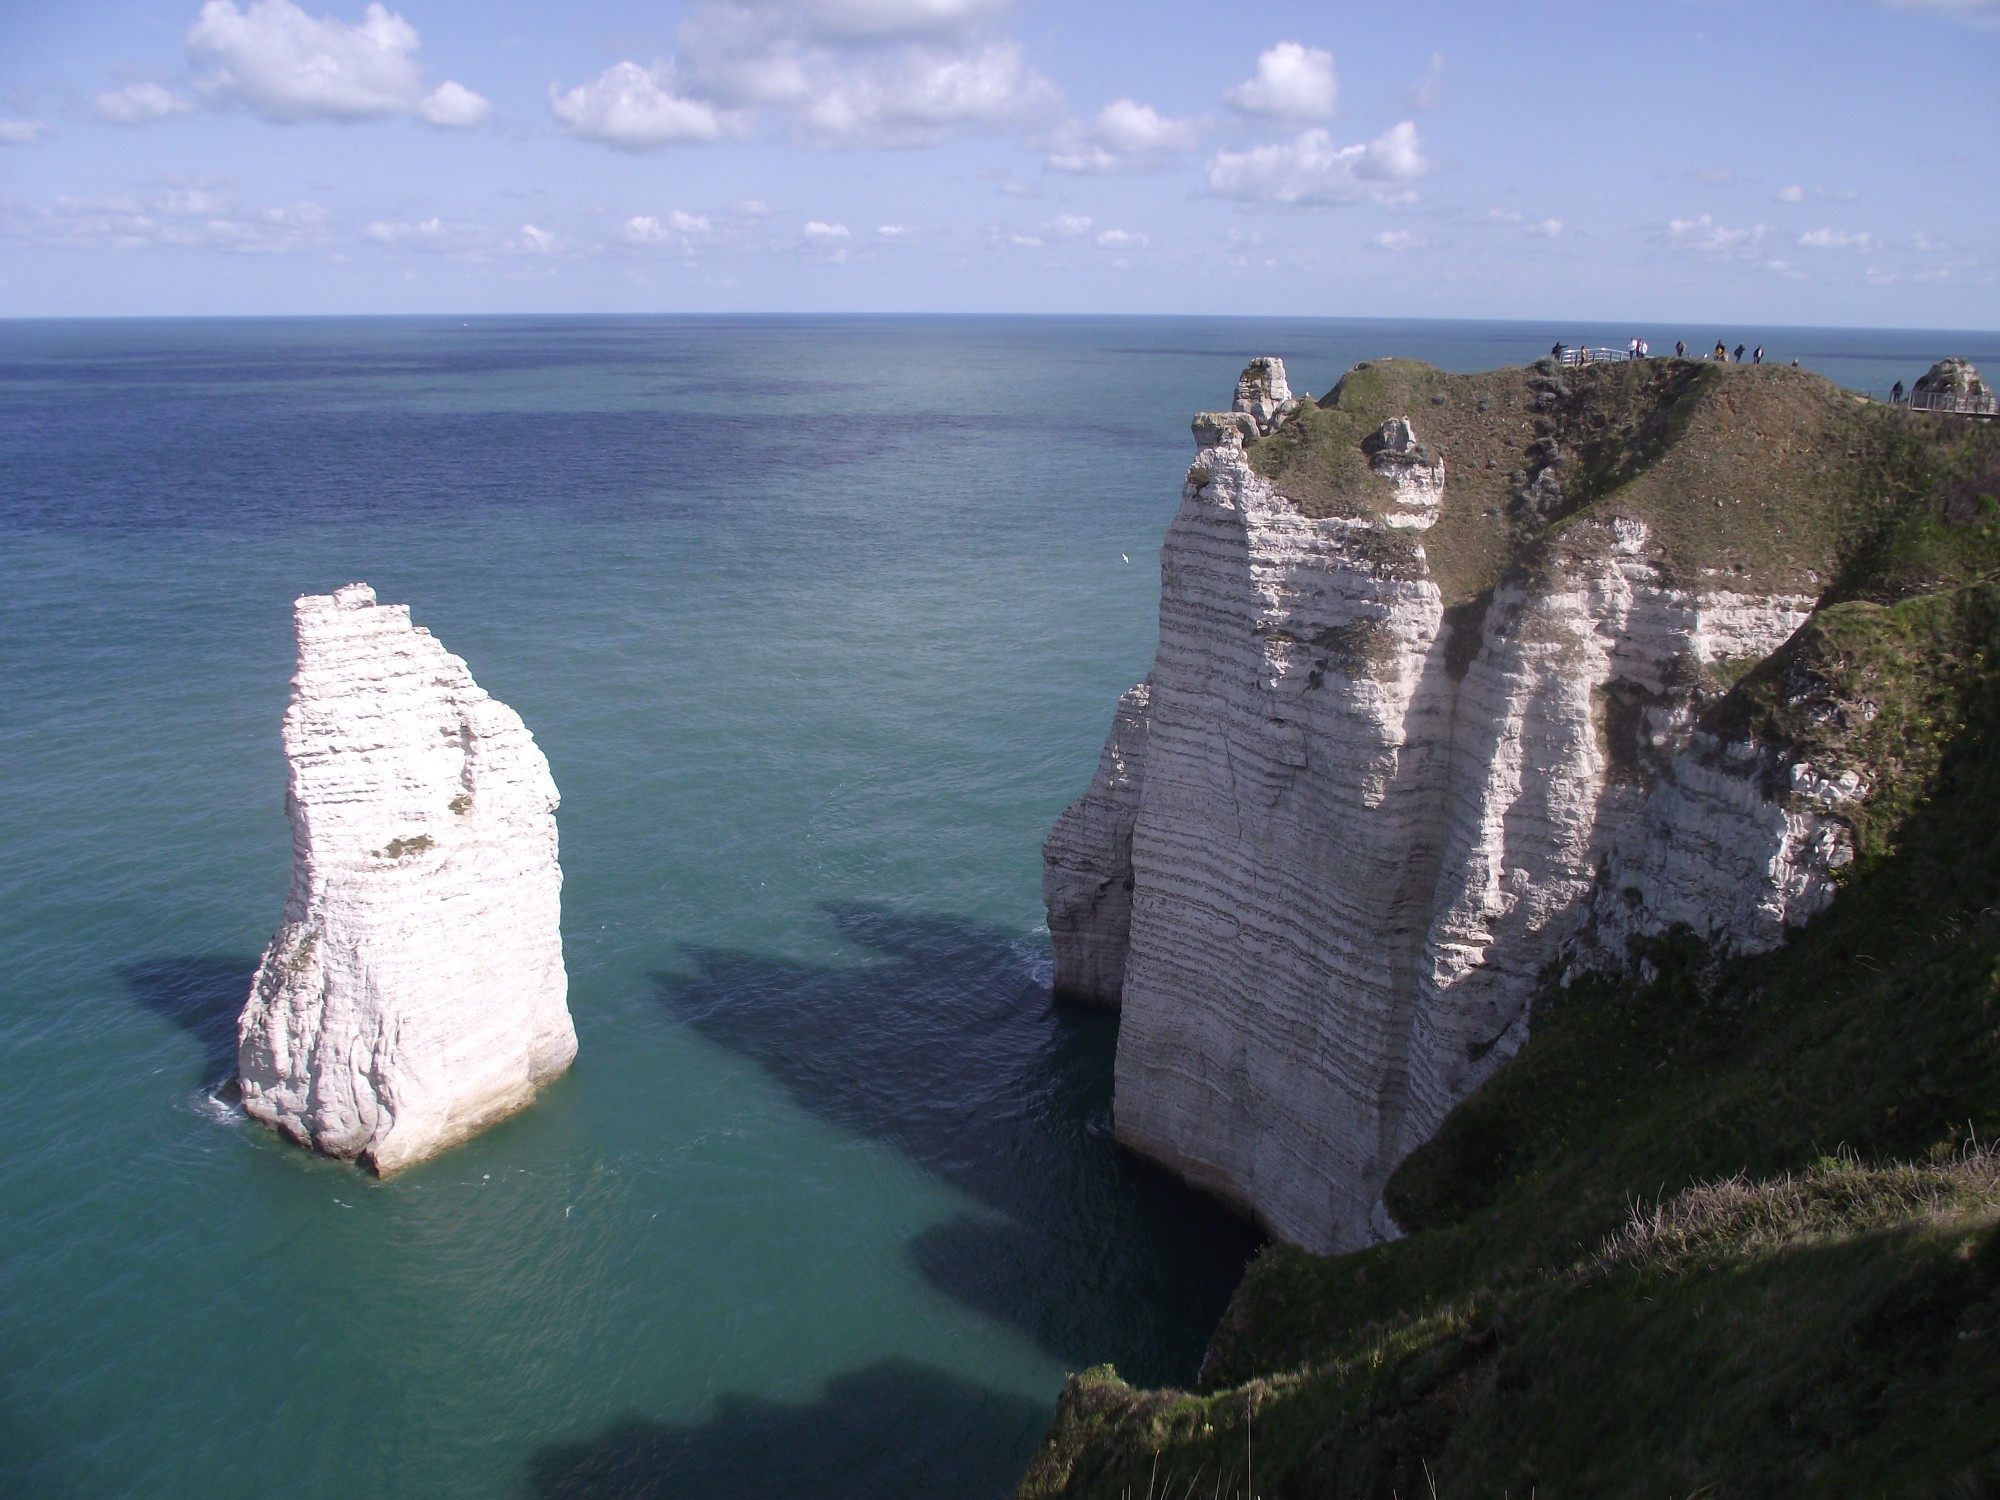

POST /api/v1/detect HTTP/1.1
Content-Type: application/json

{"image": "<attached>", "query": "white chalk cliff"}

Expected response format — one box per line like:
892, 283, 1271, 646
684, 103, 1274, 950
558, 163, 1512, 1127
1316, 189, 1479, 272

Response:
1046, 359, 1858, 1253
238, 583, 575, 1174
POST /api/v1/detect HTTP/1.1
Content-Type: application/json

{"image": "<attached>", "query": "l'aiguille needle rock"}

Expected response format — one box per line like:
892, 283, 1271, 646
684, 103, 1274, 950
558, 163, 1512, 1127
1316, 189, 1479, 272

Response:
236, 583, 576, 1175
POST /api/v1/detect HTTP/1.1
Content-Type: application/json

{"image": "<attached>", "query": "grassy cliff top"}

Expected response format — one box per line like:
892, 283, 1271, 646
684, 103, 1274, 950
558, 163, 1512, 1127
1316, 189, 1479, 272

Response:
1021, 366, 2000, 1499
1243, 356, 1995, 610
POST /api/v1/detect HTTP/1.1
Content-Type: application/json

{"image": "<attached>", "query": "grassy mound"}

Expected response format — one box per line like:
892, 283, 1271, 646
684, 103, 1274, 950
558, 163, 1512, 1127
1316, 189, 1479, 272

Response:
1244, 356, 1988, 609
1020, 373, 2000, 1499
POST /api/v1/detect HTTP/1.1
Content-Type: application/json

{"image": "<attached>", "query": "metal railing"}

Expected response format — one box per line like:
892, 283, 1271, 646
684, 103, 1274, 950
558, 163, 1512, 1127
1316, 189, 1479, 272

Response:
1900, 388, 1998, 417
1557, 347, 1635, 365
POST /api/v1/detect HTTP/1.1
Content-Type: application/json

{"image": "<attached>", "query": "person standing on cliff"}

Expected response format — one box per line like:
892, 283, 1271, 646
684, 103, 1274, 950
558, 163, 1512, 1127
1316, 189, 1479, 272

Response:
1714, 341, 1728, 361
1676, 340, 1687, 358
1735, 343, 1747, 363
1754, 345, 1765, 364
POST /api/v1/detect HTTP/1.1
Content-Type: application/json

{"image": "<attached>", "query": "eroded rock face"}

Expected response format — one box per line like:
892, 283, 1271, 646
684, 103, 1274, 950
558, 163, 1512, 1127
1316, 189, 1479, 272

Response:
1047, 361, 1854, 1253
1914, 357, 1988, 398
1234, 357, 1294, 429
237, 583, 576, 1175
1044, 681, 1151, 1003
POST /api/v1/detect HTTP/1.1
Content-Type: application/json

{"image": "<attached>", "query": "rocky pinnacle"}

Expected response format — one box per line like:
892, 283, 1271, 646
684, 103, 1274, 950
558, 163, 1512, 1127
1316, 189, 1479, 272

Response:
237, 583, 576, 1175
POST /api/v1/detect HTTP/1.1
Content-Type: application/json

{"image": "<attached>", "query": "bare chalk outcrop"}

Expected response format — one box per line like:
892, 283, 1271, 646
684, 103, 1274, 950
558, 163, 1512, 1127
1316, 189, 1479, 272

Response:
237, 584, 576, 1174
1047, 361, 1855, 1253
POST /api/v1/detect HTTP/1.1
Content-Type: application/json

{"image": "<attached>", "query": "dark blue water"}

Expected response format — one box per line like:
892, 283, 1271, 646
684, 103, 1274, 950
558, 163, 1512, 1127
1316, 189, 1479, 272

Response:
0, 314, 1988, 1498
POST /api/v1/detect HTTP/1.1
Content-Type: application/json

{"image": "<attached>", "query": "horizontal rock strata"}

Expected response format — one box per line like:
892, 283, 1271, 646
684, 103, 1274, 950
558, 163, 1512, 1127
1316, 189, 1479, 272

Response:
1047, 361, 1854, 1253
237, 583, 576, 1175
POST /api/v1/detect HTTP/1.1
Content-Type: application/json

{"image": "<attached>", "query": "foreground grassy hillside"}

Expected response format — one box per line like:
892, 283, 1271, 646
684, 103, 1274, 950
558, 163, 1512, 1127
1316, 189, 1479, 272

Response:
1023, 364, 2000, 1498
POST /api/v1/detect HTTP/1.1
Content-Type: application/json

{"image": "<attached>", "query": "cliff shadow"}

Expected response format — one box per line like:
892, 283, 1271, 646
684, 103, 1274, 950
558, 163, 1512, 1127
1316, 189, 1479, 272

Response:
653, 904, 1264, 1386
525, 1358, 1047, 1500
120, 955, 255, 1084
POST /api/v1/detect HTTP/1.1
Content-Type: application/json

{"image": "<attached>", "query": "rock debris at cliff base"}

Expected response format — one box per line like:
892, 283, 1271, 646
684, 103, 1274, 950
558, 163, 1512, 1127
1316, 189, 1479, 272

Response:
237, 582, 576, 1175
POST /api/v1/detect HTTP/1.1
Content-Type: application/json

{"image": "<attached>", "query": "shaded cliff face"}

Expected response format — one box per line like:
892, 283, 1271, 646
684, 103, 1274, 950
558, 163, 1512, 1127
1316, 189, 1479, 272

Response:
1048, 356, 1892, 1253
1043, 681, 1150, 1004
237, 583, 576, 1175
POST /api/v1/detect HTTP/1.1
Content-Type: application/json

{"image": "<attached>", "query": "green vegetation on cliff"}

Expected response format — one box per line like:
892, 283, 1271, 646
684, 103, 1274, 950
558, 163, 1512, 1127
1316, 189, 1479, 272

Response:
1023, 367, 2000, 1499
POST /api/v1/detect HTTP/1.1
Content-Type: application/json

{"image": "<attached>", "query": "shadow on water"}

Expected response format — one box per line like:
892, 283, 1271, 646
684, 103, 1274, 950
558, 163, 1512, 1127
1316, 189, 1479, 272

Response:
526, 1359, 1046, 1500
120, 955, 255, 1083
654, 904, 1265, 1387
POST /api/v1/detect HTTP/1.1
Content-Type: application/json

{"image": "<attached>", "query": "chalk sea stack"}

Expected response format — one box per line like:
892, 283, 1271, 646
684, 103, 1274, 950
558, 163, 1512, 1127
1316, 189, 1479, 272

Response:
237, 583, 575, 1174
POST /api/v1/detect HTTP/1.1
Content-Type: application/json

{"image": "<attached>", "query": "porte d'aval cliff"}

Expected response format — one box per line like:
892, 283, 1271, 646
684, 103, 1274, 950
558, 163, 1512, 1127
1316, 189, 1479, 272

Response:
1026, 352, 2000, 1497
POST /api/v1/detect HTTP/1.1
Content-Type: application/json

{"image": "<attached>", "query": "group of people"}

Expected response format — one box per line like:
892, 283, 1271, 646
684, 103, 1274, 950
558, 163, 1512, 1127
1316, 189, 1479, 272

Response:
1550, 337, 1790, 367
1706, 341, 1764, 364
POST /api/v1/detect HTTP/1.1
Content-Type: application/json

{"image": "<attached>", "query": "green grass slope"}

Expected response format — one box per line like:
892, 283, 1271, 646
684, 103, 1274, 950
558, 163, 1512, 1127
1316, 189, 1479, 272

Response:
1021, 369, 2000, 1500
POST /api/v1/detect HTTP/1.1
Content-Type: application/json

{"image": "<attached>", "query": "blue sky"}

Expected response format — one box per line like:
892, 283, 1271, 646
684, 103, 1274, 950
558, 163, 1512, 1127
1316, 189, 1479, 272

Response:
0, 0, 1995, 323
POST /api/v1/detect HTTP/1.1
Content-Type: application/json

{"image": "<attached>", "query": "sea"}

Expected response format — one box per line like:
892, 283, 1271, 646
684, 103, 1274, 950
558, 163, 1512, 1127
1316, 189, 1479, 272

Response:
1, 314, 1991, 1499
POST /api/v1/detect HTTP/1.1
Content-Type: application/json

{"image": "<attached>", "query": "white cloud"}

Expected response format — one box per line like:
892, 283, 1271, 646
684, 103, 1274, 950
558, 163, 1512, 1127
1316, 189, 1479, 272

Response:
1226, 42, 1336, 120
1526, 217, 1563, 238
1095, 228, 1147, 248
551, 62, 727, 148
365, 215, 442, 242
184, 0, 488, 127
1683, 167, 1735, 185
1043, 213, 1092, 237
1407, 52, 1445, 111
1363, 120, 1429, 181
1044, 98, 1202, 172
1877, 0, 2000, 27
1778, 182, 1860, 204
795, 40, 1055, 144
416, 79, 489, 128
362, 216, 524, 257
516, 223, 559, 254
157, 184, 233, 215
95, 82, 197, 125
979, 167, 1037, 197
1659, 214, 1768, 258
0, 119, 47, 146
876, 223, 910, 237
208, 201, 333, 251
620, 210, 714, 246
1206, 121, 1430, 207
777, 0, 1008, 41
1, 189, 332, 251
803, 219, 850, 240
1371, 229, 1423, 252
1799, 227, 1873, 249
660, 0, 1057, 148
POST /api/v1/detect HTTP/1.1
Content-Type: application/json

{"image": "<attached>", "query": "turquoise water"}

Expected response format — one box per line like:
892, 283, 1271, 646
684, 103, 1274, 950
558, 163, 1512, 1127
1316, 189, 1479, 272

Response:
0, 315, 1990, 1498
